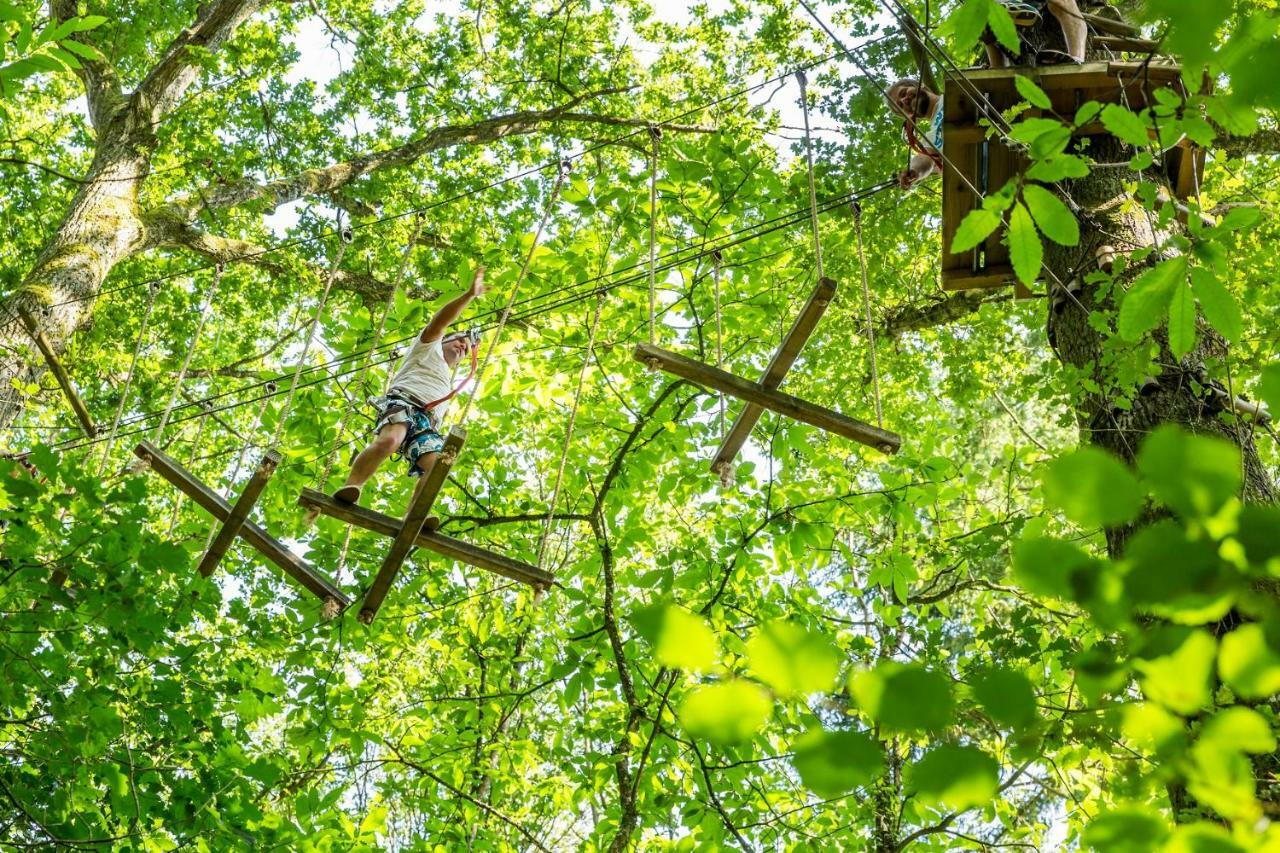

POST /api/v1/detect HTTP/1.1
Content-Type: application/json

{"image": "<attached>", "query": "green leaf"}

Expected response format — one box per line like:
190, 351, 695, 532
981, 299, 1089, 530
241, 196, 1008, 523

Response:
1200, 706, 1276, 755
1167, 280, 1196, 359
1014, 74, 1052, 109
971, 668, 1037, 728
1134, 629, 1216, 715
1188, 267, 1242, 343
1218, 624, 1280, 699
746, 621, 840, 697
1136, 426, 1242, 518
985, 0, 1019, 52
1012, 536, 1099, 600
1101, 104, 1151, 147
1163, 824, 1248, 853
678, 680, 772, 745
942, 0, 990, 49
1007, 202, 1042, 285
908, 745, 999, 810
59, 38, 105, 62
1217, 205, 1261, 232
1041, 447, 1144, 529
45, 45, 81, 70
951, 208, 1002, 254
1257, 365, 1280, 414
633, 604, 717, 672
1123, 520, 1232, 624
791, 728, 884, 797
1025, 154, 1090, 182
66, 15, 107, 32
1021, 184, 1079, 247
851, 664, 954, 733
1118, 258, 1186, 341
1083, 808, 1171, 852
1236, 506, 1280, 565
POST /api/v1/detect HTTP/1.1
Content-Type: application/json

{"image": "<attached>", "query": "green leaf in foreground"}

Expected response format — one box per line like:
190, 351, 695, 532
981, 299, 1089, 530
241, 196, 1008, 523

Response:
851, 664, 954, 732
951, 208, 1002, 254
1118, 258, 1185, 341
791, 728, 884, 797
746, 621, 840, 697
971, 668, 1038, 728
908, 745, 999, 810
1218, 624, 1280, 699
1008, 201, 1042, 285
1040, 446, 1143, 529
1100, 104, 1151, 148
679, 680, 771, 745
1082, 808, 1171, 852
1189, 266, 1242, 344
1136, 426, 1241, 518
1021, 184, 1079, 246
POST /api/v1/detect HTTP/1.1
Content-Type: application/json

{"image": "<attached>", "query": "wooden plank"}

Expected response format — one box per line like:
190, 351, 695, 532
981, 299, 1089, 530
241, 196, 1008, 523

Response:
942, 265, 1016, 292
634, 344, 901, 454
1083, 12, 1140, 38
941, 137, 981, 279
710, 277, 837, 474
18, 307, 97, 437
359, 426, 466, 624
298, 488, 555, 590
983, 141, 1020, 275
1093, 35, 1160, 54
195, 450, 280, 578
134, 441, 350, 609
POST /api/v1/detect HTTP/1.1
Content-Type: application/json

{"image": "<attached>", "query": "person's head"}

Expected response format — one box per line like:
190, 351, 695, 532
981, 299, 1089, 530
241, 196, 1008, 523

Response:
886, 78, 936, 121
442, 331, 477, 367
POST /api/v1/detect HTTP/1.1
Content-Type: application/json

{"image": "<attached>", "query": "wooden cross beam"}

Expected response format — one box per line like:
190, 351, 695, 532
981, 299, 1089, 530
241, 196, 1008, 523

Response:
358, 426, 465, 624
196, 450, 280, 578
134, 440, 350, 612
711, 277, 837, 476
298, 489, 555, 592
633, 343, 902, 455
18, 307, 97, 437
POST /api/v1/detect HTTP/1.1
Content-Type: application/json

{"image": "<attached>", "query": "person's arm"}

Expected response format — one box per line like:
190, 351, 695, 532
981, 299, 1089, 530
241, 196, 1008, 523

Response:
420, 266, 487, 342
898, 153, 940, 190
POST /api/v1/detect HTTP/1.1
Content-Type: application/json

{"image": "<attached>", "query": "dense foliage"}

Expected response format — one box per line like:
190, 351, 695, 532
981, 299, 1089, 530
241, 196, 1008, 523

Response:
2, 0, 1278, 849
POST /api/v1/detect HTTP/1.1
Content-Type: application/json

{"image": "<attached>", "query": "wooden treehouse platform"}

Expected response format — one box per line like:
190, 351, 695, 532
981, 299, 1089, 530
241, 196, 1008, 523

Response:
940, 61, 1205, 293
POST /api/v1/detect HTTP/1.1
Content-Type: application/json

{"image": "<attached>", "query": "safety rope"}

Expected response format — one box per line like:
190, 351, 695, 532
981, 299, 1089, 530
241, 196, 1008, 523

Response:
853, 204, 884, 428
534, 292, 604, 569
712, 249, 726, 441
647, 126, 662, 345
455, 160, 570, 427
149, 265, 222, 447
270, 223, 352, 449
97, 281, 160, 475
796, 70, 825, 281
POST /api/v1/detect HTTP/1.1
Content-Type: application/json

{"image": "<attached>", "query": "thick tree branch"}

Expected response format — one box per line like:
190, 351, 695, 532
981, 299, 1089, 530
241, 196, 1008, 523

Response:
160, 87, 714, 222
132, 0, 268, 126
880, 290, 1011, 339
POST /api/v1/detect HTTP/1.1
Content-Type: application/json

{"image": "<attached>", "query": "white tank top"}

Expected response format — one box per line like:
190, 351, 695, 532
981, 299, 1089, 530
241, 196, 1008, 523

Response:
388, 337, 454, 420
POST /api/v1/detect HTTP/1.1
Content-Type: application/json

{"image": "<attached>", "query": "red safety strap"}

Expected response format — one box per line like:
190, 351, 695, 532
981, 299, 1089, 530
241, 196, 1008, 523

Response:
904, 120, 944, 173
424, 342, 480, 411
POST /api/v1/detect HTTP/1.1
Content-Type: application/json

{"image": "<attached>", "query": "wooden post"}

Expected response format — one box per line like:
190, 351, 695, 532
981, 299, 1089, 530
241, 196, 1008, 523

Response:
17, 307, 97, 437
195, 450, 280, 578
134, 441, 350, 610
711, 277, 837, 474
298, 488, 555, 590
634, 343, 902, 454
359, 426, 466, 624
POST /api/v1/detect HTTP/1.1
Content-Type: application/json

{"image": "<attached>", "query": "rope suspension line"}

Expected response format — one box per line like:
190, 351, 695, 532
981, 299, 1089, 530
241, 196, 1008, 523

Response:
796, 70, 825, 281
97, 281, 160, 475
647, 125, 662, 346
534, 291, 604, 570
853, 204, 884, 428
269, 222, 353, 449
149, 265, 222, 447
455, 160, 570, 427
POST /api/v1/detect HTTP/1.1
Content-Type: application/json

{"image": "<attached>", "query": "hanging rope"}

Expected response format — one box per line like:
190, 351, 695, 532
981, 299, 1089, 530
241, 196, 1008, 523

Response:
534, 292, 604, 570
305, 214, 424, 526
711, 249, 726, 441
269, 222, 352, 449
147, 265, 222, 450
647, 125, 662, 346
98, 281, 160, 475
853, 204, 884, 428
797, 70, 825, 281
455, 160, 570, 427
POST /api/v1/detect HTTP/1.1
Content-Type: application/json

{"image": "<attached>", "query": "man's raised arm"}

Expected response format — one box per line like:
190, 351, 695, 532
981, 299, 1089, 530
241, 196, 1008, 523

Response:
420, 266, 488, 343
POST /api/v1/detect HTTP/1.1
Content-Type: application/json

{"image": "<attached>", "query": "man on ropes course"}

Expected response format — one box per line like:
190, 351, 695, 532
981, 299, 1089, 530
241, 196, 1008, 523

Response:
333, 267, 487, 516
887, 0, 1086, 190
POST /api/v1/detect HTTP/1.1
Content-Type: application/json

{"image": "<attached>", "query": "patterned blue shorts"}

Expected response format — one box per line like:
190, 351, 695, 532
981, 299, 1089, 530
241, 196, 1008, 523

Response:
373, 396, 446, 478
